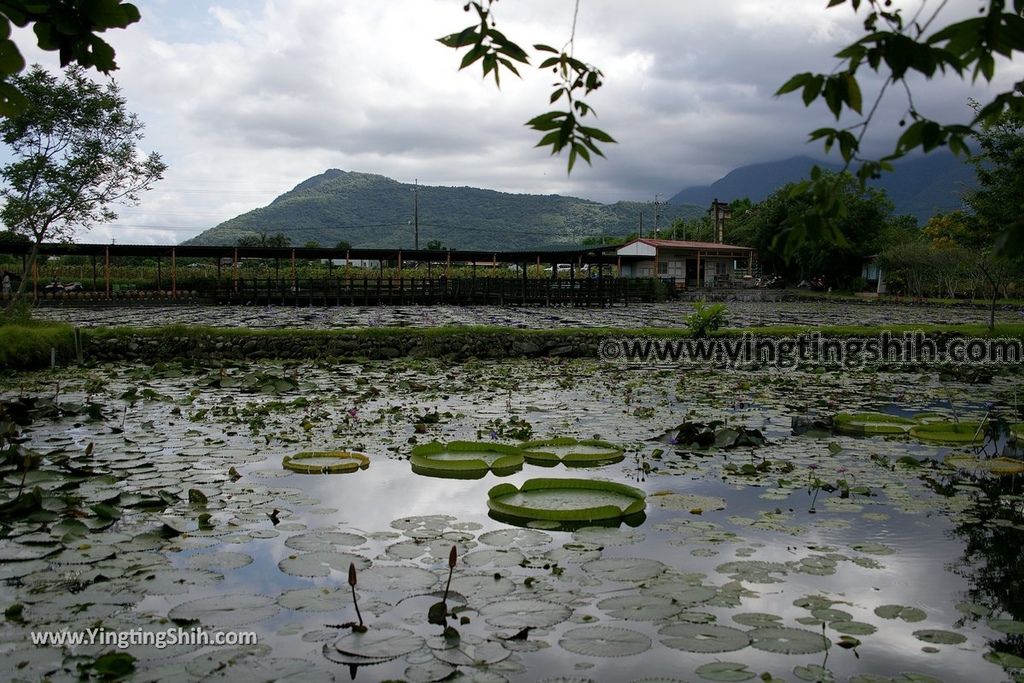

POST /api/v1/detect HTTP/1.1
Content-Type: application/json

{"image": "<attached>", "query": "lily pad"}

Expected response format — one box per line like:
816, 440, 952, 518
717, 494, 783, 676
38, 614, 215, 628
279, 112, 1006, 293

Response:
597, 595, 684, 621
487, 478, 646, 524
834, 412, 913, 435
910, 421, 987, 445
480, 598, 572, 628
659, 623, 750, 653
912, 629, 967, 645
169, 594, 279, 627
559, 626, 651, 657
695, 662, 756, 682
410, 441, 524, 479
874, 604, 927, 622
333, 627, 424, 660
518, 437, 624, 468
748, 626, 830, 654
278, 551, 370, 577
282, 451, 369, 474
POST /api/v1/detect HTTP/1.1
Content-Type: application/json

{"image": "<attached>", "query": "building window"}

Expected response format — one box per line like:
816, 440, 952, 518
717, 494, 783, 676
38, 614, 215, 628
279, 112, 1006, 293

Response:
658, 262, 668, 275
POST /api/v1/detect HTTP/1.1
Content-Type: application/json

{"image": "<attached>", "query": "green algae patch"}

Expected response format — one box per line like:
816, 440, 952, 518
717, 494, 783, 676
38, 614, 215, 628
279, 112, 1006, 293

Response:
517, 437, 624, 467
410, 441, 524, 479
487, 478, 646, 526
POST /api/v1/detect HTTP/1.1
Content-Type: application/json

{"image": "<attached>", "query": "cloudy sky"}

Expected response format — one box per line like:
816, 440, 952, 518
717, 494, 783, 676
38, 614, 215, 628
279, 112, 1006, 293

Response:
11, 0, 1024, 244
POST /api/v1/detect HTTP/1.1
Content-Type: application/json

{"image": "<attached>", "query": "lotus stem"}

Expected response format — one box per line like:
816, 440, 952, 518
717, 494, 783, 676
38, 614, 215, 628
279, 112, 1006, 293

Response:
348, 562, 363, 627
443, 545, 457, 604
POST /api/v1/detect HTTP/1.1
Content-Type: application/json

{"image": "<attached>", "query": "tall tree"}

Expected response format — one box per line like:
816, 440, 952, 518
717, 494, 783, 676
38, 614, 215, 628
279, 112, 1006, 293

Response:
0, 64, 166, 306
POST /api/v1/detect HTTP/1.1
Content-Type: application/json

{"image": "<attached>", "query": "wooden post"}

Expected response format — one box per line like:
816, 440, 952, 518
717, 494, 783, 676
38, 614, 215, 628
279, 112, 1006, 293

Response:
492, 253, 496, 271
446, 250, 451, 278
32, 257, 38, 303
171, 247, 177, 299
104, 245, 110, 299
157, 255, 162, 291
290, 249, 296, 291
398, 250, 403, 276
521, 260, 527, 304
345, 250, 351, 269
91, 255, 97, 293
232, 248, 239, 294
696, 251, 702, 288
617, 255, 622, 277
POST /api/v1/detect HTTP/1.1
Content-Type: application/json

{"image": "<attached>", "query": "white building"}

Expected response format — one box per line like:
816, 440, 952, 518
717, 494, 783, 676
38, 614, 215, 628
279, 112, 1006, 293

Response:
615, 238, 756, 287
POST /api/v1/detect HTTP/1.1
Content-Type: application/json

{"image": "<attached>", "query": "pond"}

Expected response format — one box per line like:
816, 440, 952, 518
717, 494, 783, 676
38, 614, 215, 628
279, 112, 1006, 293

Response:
32, 299, 1024, 330
1, 357, 1022, 682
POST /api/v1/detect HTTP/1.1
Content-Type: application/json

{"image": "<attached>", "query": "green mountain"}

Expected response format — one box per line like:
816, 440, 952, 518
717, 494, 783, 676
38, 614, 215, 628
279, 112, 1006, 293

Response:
669, 152, 975, 223
183, 170, 705, 250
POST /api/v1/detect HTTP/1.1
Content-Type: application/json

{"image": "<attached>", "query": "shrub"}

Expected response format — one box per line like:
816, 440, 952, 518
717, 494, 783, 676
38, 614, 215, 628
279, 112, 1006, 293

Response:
685, 300, 728, 337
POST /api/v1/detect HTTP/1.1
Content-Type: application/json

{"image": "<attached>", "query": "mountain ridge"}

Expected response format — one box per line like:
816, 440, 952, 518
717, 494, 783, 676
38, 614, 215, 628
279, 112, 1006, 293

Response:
184, 152, 977, 249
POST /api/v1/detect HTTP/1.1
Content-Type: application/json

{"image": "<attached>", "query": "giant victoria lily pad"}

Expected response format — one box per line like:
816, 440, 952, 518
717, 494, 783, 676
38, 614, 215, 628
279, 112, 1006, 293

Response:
909, 421, 987, 445
487, 478, 646, 526
517, 437, 624, 467
834, 412, 913, 436
282, 451, 369, 474
410, 441, 524, 479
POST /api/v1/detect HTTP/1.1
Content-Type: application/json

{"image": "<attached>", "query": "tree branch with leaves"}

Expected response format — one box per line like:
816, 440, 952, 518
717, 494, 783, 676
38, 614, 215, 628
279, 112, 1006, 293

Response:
438, 0, 615, 172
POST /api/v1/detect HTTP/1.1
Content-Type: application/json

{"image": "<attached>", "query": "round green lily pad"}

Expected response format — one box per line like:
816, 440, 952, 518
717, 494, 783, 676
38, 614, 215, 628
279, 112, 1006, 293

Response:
410, 441, 524, 479
518, 437, 624, 468
874, 604, 927, 622
748, 626, 830, 654
659, 623, 750, 653
169, 594, 279, 627
559, 626, 651, 657
909, 421, 987, 445
487, 478, 646, 525
282, 451, 369, 474
695, 662, 756, 682
912, 629, 967, 645
834, 412, 913, 436
944, 455, 1024, 476
597, 595, 683, 621
480, 598, 572, 628
333, 627, 424, 660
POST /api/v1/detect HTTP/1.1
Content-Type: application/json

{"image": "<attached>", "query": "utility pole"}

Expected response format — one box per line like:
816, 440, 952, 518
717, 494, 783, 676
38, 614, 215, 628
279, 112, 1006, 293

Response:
413, 179, 420, 250
654, 194, 662, 238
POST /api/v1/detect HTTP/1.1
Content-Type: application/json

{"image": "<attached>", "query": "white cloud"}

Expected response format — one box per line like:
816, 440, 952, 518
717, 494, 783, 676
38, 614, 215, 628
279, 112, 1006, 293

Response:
5, 0, 1021, 244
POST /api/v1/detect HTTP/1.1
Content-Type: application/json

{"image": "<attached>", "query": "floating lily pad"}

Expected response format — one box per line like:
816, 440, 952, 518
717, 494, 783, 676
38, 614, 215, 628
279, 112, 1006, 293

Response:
480, 598, 572, 628
487, 478, 646, 525
333, 627, 424, 660
410, 441, 524, 479
988, 619, 1024, 635
278, 551, 370, 577
913, 629, 966, 645
910, 421, 987, 445
282, 451, 369, 474
597, 595, 683, 621
518, 437, 624, 467
478, 528, 552, 547
695, 661, 756, 682
559, 626, 651, 657
748, 626, 830, 654
356, 566, 438, 592
277, 587, 354, 611
834, 412, 913, 435
659, 623, 750, 653
432, 639, 511, 666
874, 605, 927, 622
944, 455, 1024, 476
582, 557, 667, 582
169, 594, 279, 627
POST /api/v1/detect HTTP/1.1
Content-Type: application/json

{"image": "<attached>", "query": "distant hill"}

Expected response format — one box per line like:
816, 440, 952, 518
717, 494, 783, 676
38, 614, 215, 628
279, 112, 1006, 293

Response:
183, 170, 705, 250
669, 152, 975, 223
